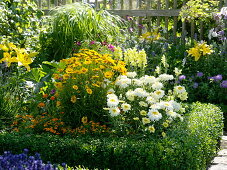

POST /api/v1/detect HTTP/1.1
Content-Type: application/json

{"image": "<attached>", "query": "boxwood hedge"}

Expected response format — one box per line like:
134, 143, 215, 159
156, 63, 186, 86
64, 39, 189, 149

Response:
0, 102, 223, 170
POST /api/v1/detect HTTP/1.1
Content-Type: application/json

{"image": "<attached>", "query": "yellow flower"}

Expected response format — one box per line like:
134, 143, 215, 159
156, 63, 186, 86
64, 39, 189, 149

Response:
81, 116, 88, 124
63, 74, 70, 80
71, 95, 77, 103
86, 88, 92, 94
142, 117, 151, 125
162, 132, 166, 137
162, 122, 169, 128
133, 117, 139, 120
148, 126, 155, 133
53, 74, 60, 80
92, 83, 100, 87
187, 47, 201, 61
72, 85, 79, 90
0, 44, 9, 51
140, 110, 147, 116
104, 71, 114, 79
55, 82, 63, 88
56, 101, 61, 107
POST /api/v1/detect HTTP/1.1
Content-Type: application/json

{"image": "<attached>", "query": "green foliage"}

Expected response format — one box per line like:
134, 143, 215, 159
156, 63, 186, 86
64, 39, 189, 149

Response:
0, 0, 43, 48
179, 0, 219, 22
39, 2, 127, 61
0, 102, 223, 169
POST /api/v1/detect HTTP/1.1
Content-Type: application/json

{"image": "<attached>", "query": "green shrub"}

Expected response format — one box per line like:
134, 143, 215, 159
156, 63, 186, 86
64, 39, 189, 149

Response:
0, 0, 43, 48
0, 102, 223, 169
39, 2, 127, 61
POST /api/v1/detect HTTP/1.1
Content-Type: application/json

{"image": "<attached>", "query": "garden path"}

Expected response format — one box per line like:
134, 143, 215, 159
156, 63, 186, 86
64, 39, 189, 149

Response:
208, 134, 227, 170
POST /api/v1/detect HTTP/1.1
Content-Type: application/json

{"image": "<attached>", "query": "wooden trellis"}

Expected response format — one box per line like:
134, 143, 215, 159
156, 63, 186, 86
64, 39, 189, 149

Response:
35, 0, 226, 43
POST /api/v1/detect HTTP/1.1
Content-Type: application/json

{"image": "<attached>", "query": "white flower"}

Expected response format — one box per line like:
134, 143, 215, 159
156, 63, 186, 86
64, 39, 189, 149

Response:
132, 79, 143, 86
134, 88, 148, 97
174, 86, 186, 94
158, 74, 174, 81
142, 117, 151, 124
159, 101, 173, 111
126, 72, 137, 78
141, 75, 156, 84
153, 90, 165, 99
121, 103, 131, 112
148, 109, 162, 121
146, 96, 156, 104
107, 88, 115, 94
166, 110, 177, 118
25, 81, 35, 89
148, 125, 155, 133
174, 67, 182, 76
115, 76, 131, 88
107, 93, 118, 99
178, 92, 188, 101
107, 97, 119, 107
139, 101, 148, 107
109, 107, 120, 117
169, 100, 181, 111
149, 103, 161, 110
152, 82, 163, 90
126, 90, 135, 101
140, 110, 147, 116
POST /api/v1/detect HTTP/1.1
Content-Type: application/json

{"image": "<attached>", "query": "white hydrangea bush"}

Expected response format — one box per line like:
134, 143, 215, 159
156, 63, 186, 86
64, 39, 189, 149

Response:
104, 72, 188, 136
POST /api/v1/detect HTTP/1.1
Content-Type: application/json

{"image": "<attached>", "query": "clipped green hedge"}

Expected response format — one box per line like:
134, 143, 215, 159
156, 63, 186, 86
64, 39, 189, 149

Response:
0, 102, 223, 170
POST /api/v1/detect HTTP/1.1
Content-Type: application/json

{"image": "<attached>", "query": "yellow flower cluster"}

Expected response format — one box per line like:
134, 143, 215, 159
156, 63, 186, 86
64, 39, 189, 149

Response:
53, 49, 127, 97
141, 30, 161, 41
0, 43, 37, 71
187, 42, 213, 61
124, 48, 147, 69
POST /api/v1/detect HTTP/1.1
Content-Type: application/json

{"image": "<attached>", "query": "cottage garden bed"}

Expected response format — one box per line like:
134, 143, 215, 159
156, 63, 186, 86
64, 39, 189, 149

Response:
0, 0, 226, 169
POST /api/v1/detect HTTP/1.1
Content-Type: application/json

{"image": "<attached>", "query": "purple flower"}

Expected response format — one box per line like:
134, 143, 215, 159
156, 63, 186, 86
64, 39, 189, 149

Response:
76, 41, 81, 46
50, 89, 56, 94
220, 80, 227, 88
138, 24, 144, 29
101, 41, 107, 46
193, 82, 199, 88
196, 72, 203, 77
126, 15, 133, 21
179, 75, 186, 80
214, 74, 223, 81
107, 44, 115, 52
89, 41, 95, 45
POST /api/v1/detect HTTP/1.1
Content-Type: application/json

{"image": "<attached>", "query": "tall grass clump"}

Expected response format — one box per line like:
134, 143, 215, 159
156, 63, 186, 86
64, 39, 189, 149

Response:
39, 2, 127, 61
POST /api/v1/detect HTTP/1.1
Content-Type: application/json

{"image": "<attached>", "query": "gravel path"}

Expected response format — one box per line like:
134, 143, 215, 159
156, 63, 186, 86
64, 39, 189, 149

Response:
208, 136, 227, 170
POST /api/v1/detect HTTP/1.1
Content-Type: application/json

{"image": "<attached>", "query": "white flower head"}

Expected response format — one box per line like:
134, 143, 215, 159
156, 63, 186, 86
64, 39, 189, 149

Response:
107, 97, 119, 107
169, 100, 181, 111
158, 74, 174, 81
146, 96, 156, 104
107, 93, 118, 99
141, 75, 156, 85
152, 82, 163, 90
121, 103, 131, 112
134, 88, 148, 98
166, 110, 177, 118
126, 90, 135, 101
132, 79, 143, 86
107, 88, 115, 94
159, 101, 173, 111
153, 90, 165, 99
126, 72, 137, 78
148, 109, 162, 121
109, 107, 120, 117
115, 76, 131, 88
174, 86, 186, 94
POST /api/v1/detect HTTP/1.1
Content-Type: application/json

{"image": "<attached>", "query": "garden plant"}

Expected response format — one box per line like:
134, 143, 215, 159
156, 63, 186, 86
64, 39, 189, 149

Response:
0, 0, 226, 169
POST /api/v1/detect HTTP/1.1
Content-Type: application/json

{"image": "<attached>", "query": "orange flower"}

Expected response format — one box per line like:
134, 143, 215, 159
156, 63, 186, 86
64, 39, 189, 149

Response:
42, 94, 48, 98
38, 102, 45, 108
50, 96, 56, 100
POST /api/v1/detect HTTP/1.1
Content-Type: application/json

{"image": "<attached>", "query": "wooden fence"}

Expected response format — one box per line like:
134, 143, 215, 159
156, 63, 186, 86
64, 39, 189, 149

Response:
35, 0, 226, 43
